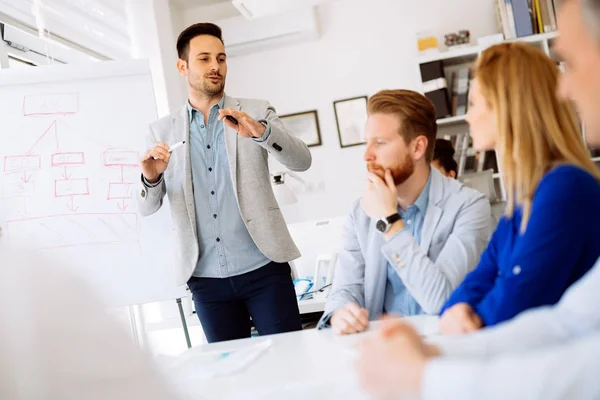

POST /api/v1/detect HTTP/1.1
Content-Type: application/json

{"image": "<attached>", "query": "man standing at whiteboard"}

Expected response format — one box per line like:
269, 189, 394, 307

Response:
137, 23, 311, 343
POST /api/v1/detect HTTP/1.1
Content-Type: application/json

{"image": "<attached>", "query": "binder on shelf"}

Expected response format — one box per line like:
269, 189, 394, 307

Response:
450, 71, 459, 116
455, 66, 471, 116
546, 0, 557, 31
512, 0, 534, 37
420, 61, 451, 119
505, 0, 518, 38
538, 0, 552, 32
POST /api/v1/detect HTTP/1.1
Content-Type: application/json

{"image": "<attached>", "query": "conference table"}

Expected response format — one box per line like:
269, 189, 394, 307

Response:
163, 315, 440, 400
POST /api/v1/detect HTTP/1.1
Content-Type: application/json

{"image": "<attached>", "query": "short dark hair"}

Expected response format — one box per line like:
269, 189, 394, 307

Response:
176, 23, 224, 61
367, 89, 438, 162
433, 139, 458, 177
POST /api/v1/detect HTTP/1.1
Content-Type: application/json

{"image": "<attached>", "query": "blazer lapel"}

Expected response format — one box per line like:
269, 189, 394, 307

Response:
222, 95, 240, 196
420, 169, 444, 253
175, 107, 197, 238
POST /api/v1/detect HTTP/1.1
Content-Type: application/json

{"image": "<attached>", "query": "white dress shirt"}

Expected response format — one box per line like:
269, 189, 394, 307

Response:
422, 257, 600, 400
0, 247, 180, 400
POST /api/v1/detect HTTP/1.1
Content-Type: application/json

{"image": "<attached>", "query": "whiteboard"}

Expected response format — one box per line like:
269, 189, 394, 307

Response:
0, 60, 187, 307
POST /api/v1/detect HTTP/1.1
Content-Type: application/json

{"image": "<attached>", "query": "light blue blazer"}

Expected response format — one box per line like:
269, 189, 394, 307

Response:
318, 168, 492, 328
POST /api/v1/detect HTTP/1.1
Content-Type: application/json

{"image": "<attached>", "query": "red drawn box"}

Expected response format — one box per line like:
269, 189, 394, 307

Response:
52, 152, 85, 166
3, 155, 41, 173
23, 93, 79, 116
2, 181, 35, 199
55, 178, 90, 197
103, 151, 139, 167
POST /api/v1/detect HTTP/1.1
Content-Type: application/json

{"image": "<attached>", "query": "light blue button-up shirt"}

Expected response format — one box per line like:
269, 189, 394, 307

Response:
187, 98, 271, 278
383, 172, 432, 315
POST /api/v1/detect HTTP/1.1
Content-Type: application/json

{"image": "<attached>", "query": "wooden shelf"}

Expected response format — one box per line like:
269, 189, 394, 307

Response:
437, 114, 467, 126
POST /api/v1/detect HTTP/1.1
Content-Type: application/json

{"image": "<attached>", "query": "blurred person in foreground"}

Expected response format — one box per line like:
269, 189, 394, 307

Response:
0, 247, 180, 400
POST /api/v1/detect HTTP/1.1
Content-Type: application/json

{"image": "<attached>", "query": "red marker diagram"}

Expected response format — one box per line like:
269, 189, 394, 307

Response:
2, 93, 143, 248
103, 150, 139, 212
22, 93, 79, 116
2, 118, 58, 205
2, 154, 40, 202
52, 151, 88, 212
6, 212, 140, 250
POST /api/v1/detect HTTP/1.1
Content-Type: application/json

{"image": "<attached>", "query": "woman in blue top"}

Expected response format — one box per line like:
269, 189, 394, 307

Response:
439, 42, 600, 334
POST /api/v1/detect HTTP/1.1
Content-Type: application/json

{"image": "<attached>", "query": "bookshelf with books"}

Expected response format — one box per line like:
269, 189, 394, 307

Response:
496, 0, 559, 40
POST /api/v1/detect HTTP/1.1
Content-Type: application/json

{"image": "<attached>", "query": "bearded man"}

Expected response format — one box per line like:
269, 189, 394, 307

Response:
318, 89, 492, 334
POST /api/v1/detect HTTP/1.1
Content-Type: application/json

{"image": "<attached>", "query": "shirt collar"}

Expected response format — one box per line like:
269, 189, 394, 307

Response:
186, 95, 225, 122
412, 169, 432, 214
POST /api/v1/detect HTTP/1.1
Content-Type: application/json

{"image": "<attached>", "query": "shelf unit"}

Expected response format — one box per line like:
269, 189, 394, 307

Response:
418, 32, 562, 203
418, 31, 559, 65
436, 114, 467, 126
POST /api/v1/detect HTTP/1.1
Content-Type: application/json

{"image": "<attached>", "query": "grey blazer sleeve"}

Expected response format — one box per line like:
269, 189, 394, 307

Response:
317, 212, 366, 329
252, 102, 312, 172
381, 195, 491, 314
136, 125, 167, 217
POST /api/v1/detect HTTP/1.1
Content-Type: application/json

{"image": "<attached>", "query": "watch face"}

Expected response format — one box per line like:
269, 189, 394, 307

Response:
376, 220, 387, 232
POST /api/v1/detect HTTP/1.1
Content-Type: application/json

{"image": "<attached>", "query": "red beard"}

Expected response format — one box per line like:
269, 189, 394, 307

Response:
366, 154, 415, 185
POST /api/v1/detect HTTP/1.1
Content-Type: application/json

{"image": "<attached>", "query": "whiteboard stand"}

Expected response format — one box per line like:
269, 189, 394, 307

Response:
129, 305, 141, 347
0, 40, 9, 69
177, 298, 192, 349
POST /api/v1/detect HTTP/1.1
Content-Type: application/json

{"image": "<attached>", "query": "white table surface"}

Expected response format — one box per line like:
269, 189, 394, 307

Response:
162, 315, 440, 400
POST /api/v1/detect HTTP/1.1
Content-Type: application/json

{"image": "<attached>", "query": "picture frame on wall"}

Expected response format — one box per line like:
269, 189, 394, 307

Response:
279, 110, 322, 147
333, 96, 368, 148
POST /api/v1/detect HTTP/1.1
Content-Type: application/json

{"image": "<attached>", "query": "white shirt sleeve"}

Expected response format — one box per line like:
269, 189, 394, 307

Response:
430, 258, 600, 358
422, 333, 600, 400
0, 248, 181, 400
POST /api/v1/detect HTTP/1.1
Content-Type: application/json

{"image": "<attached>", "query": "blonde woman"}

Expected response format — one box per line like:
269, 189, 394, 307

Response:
439, 42, 600, 334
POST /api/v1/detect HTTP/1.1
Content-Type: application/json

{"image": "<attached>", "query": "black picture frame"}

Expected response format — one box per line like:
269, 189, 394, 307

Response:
333, 96, 368, 148
279, 110, 322, 147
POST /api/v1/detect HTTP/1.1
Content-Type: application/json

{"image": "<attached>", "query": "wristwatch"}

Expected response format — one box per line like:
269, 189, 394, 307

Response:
376, 213, 402, 233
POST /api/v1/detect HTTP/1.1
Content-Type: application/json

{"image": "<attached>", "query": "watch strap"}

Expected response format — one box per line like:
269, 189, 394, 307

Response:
385, 212, 402, 225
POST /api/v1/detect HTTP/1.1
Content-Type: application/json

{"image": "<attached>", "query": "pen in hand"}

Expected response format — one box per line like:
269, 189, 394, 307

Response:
167, 141, 185, 152
225, 115, 238, 125
152, 141, 185, 160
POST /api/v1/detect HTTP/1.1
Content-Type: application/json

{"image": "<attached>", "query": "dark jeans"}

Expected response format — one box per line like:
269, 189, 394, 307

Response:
187, 261, 302, 343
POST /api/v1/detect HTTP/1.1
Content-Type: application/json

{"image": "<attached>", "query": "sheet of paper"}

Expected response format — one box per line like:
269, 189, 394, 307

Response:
165, 338, 273, 380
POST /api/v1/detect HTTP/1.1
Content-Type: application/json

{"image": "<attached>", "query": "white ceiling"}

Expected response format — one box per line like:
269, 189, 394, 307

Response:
171, 0, 231, 8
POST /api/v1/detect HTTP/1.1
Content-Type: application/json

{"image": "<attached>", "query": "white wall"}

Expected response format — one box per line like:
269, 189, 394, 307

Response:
174, 0, 498, 223
127, 0, 187, 116
181, 1, 240, 26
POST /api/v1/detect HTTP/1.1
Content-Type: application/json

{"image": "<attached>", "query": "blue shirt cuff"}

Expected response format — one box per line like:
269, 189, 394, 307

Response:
252, 120, 271, 142
318, 311, 334, 329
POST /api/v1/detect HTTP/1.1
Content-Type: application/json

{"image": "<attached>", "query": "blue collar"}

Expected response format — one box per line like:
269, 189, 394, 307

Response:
186, 95, 225, 122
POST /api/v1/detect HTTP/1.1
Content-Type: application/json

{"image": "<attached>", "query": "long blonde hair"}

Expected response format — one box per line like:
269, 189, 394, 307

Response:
475, 42, 600, 232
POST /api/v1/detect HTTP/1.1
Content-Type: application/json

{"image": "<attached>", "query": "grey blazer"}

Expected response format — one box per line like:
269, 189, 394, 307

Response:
318, 168, 492, 328
137, 95, 312, 284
